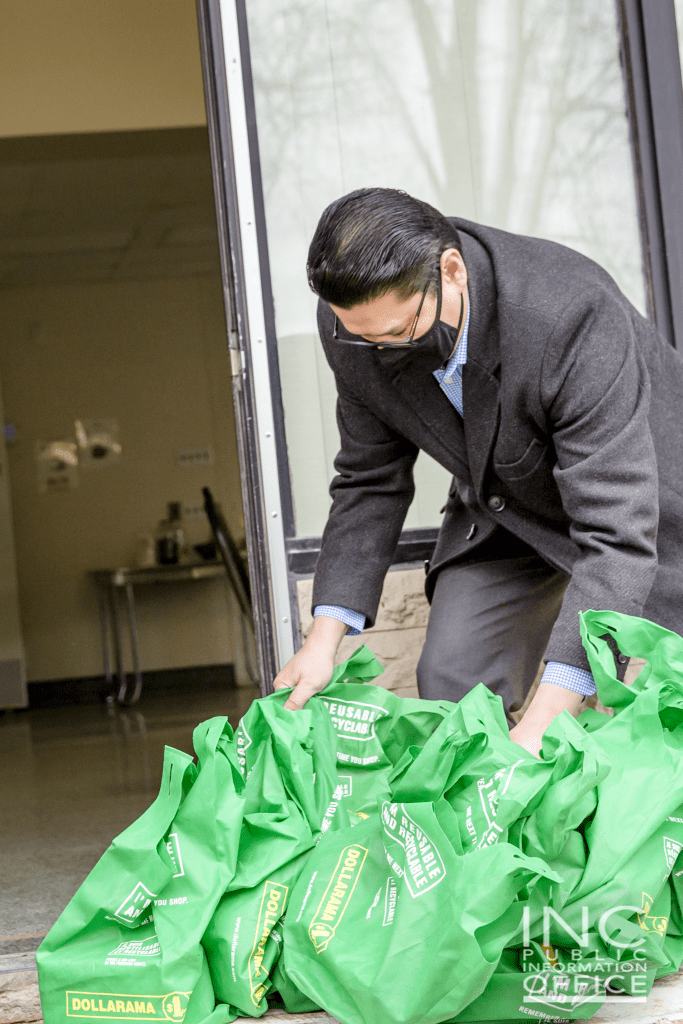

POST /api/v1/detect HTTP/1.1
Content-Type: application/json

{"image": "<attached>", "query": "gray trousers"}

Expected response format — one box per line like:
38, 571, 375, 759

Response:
416, 543, 569, 722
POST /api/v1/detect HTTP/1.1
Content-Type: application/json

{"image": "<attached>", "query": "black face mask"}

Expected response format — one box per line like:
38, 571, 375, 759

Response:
374, 286, 463, 369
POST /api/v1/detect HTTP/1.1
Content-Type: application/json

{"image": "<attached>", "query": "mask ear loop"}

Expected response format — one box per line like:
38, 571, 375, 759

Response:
423, 261, 464, 340
437, 255, 466, 339
433, 265, 443, 326
455, 291, 464, 336
401, 262, 442, 345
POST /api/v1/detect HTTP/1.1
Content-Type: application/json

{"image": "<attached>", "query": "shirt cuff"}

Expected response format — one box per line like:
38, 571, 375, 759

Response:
541, 661, 596, 697
313, 605, 365, 636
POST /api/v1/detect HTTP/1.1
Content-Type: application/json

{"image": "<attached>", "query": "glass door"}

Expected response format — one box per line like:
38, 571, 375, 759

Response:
198, 0, 650, 691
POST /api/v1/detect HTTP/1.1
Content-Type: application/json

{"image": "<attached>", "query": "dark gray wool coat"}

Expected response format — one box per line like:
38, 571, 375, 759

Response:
310, 218, 683, 673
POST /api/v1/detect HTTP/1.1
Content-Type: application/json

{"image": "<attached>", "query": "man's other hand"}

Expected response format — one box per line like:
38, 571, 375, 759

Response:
508, 719, 544, 758
508, 681, 586, 759
272, 615, 348, 710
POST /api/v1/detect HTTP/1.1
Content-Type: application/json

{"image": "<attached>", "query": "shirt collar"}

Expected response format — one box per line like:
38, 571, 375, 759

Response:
443, 298, 470, 374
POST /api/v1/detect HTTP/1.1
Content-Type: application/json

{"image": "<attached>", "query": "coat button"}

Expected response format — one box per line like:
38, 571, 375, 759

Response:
617, 653, 628, 665
488, 494, 506, 512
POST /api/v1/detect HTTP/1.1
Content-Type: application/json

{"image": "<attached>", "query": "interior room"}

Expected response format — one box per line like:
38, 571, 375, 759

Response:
0, 0, 258, 951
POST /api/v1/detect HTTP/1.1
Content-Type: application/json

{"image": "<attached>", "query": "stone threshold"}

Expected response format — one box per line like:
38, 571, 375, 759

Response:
4, 953, 683, 1024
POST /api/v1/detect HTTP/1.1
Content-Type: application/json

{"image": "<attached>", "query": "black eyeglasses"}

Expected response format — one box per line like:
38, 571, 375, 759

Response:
333, 275, 434, 349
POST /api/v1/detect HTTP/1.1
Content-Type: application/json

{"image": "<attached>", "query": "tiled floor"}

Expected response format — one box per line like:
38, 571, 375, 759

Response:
0, 684, 259, 950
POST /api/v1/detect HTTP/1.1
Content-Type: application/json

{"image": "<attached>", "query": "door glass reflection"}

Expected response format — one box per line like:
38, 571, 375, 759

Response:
675, 0, 683, 76
246, 0, 646, 537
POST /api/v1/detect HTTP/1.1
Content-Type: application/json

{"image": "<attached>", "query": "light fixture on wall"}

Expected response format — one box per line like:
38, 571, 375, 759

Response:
35, 440, 79, 492
74, 419, 121, 468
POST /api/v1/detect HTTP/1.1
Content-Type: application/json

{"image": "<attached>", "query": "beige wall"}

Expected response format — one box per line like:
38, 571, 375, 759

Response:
0, 273, 248, 684
0, 0, 206, 138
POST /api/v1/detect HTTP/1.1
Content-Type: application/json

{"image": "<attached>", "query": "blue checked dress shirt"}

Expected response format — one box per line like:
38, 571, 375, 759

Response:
315, 301, 596, 697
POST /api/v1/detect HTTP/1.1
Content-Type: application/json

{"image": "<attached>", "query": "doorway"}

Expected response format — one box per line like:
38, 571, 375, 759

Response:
0, 1, 261, 956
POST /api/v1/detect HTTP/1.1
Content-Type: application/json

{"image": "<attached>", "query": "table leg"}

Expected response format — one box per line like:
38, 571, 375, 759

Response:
111, 585, 128, 703
97, 587, 113, 692
125, 582, 143, 705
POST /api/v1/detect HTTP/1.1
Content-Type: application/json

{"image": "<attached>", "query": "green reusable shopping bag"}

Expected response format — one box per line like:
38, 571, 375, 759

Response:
454, 609, 683, 1020
663, 839, 683, 978
508, 708, 610, 867
150, 718, 246, 1020
284, 794, 561, 1024
313, 646, 459, 817
268, 945, 319, 1014
36, 746, 219, 1024
386, 682, 606, 866
388, 683, 555, 850
38, 717, 246, 1024
235, 686, 346, 833
384, 687, 611, 1023
545, 611, 683, 974
204, 692, 344, 1017
314, 647, 394, 817
450, 938, 639, 1023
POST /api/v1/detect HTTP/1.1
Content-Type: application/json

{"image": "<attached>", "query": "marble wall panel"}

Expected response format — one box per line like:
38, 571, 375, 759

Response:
296, 567, 428, 695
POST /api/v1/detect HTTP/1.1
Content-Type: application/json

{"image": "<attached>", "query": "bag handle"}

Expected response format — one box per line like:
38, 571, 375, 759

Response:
162, 745, 196, 808
192, 716, 244, 794
193, 715, 231, 765
580, 610, 683, 721
329, 644, 384, 685
136, 745, 195, 840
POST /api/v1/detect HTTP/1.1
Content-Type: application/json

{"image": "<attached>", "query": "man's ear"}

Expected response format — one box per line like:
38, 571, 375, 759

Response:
440, 248, 467, 289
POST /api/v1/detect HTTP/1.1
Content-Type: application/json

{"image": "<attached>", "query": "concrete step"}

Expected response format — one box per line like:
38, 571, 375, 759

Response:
0, 953, 41, 1024
3, 952, 683, 1024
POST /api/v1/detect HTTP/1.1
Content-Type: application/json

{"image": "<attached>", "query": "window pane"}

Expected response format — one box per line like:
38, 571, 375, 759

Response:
675, 0, 683, 70
246, 0, 646, 537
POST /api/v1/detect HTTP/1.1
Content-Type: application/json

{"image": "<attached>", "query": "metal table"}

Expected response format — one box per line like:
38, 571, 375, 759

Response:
90, 562, 227, 705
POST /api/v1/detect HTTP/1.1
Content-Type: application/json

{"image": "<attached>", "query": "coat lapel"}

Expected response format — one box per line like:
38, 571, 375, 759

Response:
462, 363, 500, 499
388, 351, 470, 479
458, 230, 502, 501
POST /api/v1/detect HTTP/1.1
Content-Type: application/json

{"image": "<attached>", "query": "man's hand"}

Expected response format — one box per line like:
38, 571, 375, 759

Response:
508, 718, 545, 758
273, 615, 348, 710
509, 682, 585, 758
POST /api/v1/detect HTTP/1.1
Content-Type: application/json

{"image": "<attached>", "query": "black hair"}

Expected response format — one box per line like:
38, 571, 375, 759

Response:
307, 187, 461, 309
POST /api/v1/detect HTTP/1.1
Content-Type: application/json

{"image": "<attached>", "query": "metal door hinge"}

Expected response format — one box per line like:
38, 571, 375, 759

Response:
230, 347, 245, 378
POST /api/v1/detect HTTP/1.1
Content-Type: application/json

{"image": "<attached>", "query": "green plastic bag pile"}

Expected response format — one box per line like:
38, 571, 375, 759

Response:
37, 611, 683, 1024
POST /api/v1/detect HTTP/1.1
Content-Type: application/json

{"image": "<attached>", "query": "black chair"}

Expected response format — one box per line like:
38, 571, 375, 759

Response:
202, 487, 258, 683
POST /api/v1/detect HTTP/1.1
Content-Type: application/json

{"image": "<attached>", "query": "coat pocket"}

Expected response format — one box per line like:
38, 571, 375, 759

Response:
494, 437, 548, 481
